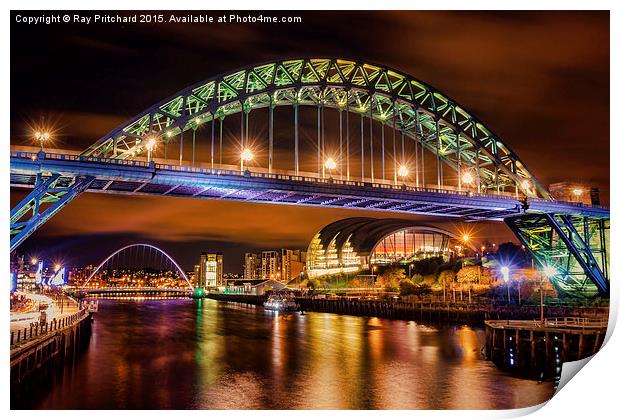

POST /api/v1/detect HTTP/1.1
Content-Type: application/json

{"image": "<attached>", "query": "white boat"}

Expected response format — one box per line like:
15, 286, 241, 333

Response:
264, 294, 299, 312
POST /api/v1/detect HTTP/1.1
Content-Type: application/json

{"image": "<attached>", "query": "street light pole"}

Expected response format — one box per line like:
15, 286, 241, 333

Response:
501, 266, 510, 305
540, 274, 544, 322
442, 276, 446, 302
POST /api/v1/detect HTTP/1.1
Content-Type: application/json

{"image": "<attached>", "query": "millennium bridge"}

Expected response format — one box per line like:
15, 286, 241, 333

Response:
10, 58, 609, 298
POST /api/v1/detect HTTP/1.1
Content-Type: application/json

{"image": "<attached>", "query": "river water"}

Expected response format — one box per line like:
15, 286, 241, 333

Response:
34, 298, 554, 409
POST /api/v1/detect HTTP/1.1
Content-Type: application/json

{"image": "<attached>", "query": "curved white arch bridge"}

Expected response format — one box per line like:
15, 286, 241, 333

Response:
82, 243, 193, 290
9, 58, 609, 297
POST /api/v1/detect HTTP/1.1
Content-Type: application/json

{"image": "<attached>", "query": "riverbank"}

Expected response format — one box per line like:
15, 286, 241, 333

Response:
207, 293, 608, 325
10, 308, 93, 408
297, 297, 608, 323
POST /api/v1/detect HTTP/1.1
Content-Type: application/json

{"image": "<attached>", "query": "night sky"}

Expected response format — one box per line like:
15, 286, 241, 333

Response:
10, 11, 610, 272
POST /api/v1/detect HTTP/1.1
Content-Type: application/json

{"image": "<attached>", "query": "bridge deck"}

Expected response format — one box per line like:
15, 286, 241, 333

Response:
10, 151, 609, 221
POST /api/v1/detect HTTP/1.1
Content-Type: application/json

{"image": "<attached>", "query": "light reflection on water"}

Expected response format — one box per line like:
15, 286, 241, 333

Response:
36, 299, 554, 409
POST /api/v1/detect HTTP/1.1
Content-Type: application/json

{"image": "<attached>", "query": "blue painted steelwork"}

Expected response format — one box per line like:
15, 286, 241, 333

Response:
10, 159, 94, 251
11, 151, 607, 221
505, 213, 609, 297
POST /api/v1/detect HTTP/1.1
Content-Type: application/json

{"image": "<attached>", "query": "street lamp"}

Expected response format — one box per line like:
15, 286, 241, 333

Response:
462, 234, 470, 243
461, 171, 474, 186
500, 266, 510, 305
240, 148, 254, 171
145, 137, 157, 162
397, 164, 409, 179
34, 131, 51, 151
521, 179, 532, 194
324, 157, 337, 172
540, 265, 557, 322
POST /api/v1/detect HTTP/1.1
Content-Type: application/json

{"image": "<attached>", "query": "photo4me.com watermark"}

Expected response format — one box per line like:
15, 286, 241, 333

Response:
14, 12, 302, 25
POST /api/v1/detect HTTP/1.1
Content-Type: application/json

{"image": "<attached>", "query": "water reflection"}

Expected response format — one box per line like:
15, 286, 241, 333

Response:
34, 299, 553, 409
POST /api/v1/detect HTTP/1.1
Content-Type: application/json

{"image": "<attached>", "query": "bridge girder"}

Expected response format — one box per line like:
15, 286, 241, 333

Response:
505, 213, 610, 298
10, 167, 94, 252
81, 58, 550, 199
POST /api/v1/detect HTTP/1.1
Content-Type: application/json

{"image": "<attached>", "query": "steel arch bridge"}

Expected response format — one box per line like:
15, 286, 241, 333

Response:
10, 58, 609, 298
82, 243, 193, 290
84, 57, 548, 198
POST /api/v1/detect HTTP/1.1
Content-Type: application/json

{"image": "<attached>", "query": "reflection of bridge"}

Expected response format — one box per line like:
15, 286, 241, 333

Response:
10, 58, 609, 297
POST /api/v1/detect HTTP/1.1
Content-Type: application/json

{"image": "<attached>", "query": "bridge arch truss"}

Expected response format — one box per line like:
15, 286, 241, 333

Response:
83, 243, 193, 290
83, 58, 549, 199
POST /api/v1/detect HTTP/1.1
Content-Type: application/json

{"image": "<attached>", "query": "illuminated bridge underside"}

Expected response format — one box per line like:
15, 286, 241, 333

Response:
11, 152, 607, 226
505, 214, 609, 298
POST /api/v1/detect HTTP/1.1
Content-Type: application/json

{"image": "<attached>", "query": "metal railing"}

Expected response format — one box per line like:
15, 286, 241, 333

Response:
11, 150, 575, 204
544, 317, 608, 328
487, 317, 608, 330
10, 308, 88, 347
12, 150, 610, 211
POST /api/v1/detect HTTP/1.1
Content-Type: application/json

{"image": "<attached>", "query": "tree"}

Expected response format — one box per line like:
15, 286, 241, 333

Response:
399, 279, 416, 296
410, 256, 445, 276
494, 242, 528, 268
411, 273, 424, 284
307, 278, 320, 290
415, 284, 432, 297
377, 266, 407, 291
457, 265, 493, 285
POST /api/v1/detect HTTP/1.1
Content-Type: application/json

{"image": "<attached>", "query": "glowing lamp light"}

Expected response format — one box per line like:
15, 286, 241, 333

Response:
324, 157, 337, 170
573, 188, 583, 197
397, 165, 409, 178
500, 266, 510, 282
145, 137, 157, 151
54, 263, 62, 272
240, 148, 254, 162
543, 265, 558, 277
462, 234, 470, 242
521, 179, 531, 190
462, 172, 474, 185
31, 257, 38, 265
34, 131, 51, 141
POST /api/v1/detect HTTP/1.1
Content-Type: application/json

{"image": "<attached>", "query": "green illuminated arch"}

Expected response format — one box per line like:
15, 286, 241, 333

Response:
82, 58, 549, 198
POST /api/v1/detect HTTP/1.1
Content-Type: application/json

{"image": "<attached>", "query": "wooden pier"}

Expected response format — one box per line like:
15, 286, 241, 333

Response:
484, 317, 607, 380
295, 297, 608, 323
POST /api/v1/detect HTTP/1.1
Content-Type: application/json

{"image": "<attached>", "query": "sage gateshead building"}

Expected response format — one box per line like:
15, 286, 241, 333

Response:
306, 218, 461, 279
